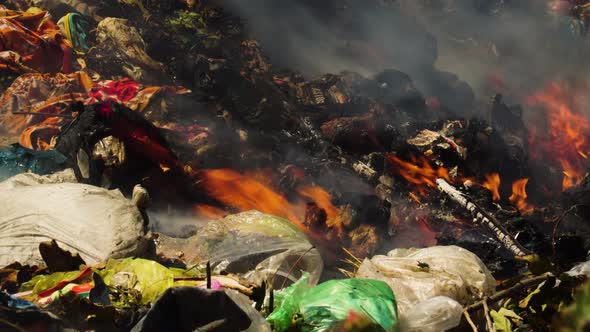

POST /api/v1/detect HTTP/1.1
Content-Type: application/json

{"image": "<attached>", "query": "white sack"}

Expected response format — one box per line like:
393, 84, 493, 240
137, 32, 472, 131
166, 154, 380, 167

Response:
0, 170, 149, 266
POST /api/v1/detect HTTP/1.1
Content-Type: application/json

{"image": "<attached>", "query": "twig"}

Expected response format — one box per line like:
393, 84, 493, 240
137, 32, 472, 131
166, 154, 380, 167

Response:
463, 310, 479, 332
466, 273, 552, 313
269, 288, 274, 313
338, 268, 355, 278
436, 178, 529, 256
173, 276, 206, 281
206, 261, 211, 289
11, 111, 74, 118
482, 297, 494, 332
551, 204, 590, 253
277, 246, 315, 289
342, 246, 363, 265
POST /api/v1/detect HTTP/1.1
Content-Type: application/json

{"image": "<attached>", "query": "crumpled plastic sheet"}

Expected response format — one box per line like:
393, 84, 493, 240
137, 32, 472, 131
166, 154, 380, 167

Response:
21, 270, 87, 296
21, 258, 203, 308
356, 245, 496, 315
267, 273, 399, 332
399, 296, 463, 332
97, 258, 176, 306
567, 260, 590, 277
158, 211, 324, 289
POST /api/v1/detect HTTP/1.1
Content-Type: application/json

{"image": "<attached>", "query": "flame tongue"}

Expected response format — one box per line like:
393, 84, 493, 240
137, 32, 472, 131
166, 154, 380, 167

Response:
387, 154, 451, 196
527, 82, 590, 190
388, 154, 536, 214
297, 186, 340, 221
509, 178, 534, 215
483, 173, 501, 201
199, 168, 305, 229
196, 169, 340, 237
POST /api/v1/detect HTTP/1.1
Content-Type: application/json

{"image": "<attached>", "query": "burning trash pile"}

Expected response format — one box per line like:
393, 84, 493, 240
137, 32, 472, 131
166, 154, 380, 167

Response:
2, 0, 590, 331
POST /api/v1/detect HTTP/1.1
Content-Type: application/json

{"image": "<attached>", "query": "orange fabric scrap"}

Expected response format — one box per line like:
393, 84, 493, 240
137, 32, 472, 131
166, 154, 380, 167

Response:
0, 72, 190, 150
0, 6, 73, 74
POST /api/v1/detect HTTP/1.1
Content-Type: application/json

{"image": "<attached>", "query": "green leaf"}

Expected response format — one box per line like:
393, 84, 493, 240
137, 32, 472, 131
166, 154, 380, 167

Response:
515, 254, 555, 275
519, 281, 546, 308
491, 309, 513, 332
498, 308, 523, 321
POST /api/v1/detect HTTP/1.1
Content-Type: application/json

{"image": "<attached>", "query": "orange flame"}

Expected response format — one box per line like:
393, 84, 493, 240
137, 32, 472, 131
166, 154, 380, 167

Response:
527, 82, 590, 190
297, 186, 340, 221
389, 155, 535, 214
509, 178, 534, 214
387, 154, 451, 196
409, 192, 422, 204
193, 204, 228, 219
196, 169, 340, 235
483, 173, 501, 201
198, 169, 305, 228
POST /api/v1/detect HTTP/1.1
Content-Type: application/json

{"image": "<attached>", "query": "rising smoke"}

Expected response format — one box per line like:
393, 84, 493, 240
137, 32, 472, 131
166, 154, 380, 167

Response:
211, 0, 590, 111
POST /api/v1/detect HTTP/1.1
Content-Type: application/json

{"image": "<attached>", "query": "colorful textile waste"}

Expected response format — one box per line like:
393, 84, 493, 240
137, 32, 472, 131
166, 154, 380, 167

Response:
27, 268, 94, 307
93, 102, 180, 170
87, 78, 190, 112
0, 143, 67, 181
19, 258, 205, 308
0, 72, 189, 150
0, 72, 92, 149
57, 13, 90, 54
0, 6, 73, 74
37, 281, 93, 307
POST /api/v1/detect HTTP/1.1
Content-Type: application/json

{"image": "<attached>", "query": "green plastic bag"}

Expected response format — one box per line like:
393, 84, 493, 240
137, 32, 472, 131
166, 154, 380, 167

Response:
267, 274, 399, 332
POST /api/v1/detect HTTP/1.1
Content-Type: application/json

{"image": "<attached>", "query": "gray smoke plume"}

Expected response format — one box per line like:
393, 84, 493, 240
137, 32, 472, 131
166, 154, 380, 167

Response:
212, 0, 590, 110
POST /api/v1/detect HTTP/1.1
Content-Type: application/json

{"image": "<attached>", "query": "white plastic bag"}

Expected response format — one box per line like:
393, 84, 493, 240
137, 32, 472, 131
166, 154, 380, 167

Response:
400, 296, 463, 332
0, 170, 149, 266
356, 245, 495, 314
567, 260, 590, 277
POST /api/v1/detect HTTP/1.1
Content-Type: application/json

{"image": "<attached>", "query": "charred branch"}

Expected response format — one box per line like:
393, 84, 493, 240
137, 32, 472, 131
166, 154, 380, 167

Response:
436, 178, 530, 257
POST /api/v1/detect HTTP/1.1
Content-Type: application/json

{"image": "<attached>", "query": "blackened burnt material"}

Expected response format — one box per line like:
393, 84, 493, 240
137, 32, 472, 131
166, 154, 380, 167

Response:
55, 102, 179, 185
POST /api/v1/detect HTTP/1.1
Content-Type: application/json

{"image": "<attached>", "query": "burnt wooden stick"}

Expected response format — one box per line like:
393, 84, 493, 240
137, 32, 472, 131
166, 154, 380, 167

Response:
436, 178, 529, 257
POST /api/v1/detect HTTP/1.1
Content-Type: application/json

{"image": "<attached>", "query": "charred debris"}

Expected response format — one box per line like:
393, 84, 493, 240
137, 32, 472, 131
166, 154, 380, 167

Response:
1, 0, 590, 331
